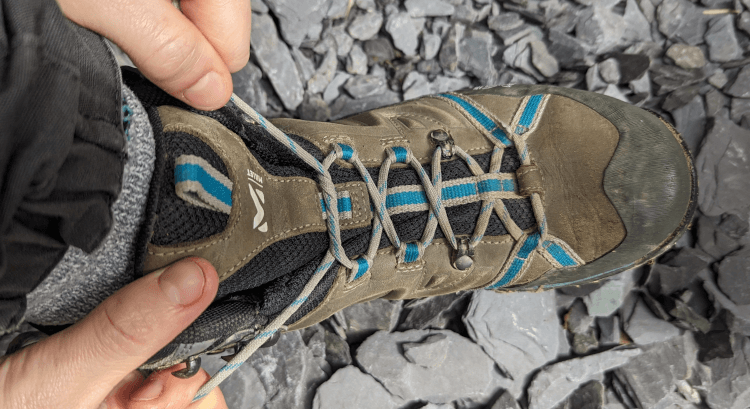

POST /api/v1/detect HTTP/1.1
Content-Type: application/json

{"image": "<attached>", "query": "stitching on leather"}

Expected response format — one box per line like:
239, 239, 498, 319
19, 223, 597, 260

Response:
339, 182, 372, 227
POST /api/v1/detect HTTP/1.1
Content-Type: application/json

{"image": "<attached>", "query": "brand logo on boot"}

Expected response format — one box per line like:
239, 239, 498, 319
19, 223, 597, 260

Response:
247, 169, 268, 232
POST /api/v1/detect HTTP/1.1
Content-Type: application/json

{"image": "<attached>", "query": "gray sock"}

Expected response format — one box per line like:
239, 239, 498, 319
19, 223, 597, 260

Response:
24, 85, 155, 325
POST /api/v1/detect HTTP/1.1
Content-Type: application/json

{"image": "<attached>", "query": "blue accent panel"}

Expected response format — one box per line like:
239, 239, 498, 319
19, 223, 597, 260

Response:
545, 242, 577, 267
519, 94, 543, 127
320, 199, 326, 212
338, 143, 354, 160
442, 183, 477, 200
386, 191, 427, 208
477, 179, 500, 193
404, 243, 419, 263
354, 258, 370, 280
439, 94, 496, 133
491, 127, 512, 146
174, 163, 232, 207
338, 197, 352, 212
392, 146, 408, 163
502, 180, 515, 191
519, 232, 541, 259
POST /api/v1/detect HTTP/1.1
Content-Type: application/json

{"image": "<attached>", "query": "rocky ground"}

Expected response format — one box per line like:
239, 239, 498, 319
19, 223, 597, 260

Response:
4, 0, 750, 408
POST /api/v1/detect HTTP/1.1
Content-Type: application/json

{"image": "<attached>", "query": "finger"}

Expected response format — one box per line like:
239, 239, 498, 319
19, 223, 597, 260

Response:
1, 258, 219, 408
58, 0, 233, 110
180, 0, 252, 72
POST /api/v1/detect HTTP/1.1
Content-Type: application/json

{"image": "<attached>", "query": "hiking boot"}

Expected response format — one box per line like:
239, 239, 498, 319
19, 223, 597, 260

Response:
124, 71, 696, 398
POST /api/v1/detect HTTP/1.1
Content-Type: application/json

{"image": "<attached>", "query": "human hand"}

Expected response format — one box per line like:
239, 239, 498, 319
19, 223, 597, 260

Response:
57, 0, 252, 111
0, 258, 227, 409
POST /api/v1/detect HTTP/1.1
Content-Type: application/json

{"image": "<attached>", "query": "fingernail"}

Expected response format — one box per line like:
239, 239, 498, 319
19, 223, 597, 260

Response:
131, 378, 164, 401
158, 260, 206, 305
183, 71, 226, 109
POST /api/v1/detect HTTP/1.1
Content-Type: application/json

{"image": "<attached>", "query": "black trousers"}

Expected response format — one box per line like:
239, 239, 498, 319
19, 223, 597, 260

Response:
0, 0, 125, 334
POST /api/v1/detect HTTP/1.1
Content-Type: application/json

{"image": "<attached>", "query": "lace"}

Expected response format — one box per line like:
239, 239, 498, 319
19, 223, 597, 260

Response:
192, 92, 582, 402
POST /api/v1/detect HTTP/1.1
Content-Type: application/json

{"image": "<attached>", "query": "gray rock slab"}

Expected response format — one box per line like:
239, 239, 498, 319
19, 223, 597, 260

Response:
432, 76, 472, 93
727, 65, 750, 98
340, 298, 401, 343
558, 381, 605, 409
264, 0, 328, 47
313, 365, 404, 409
403, 71, 434, 101
356, 329, 510, 403
463, 290, 560, 397
404, 0, 455, 17
319, 25, 354, 57
705, 87, 728, 118
291, 48, 316, 83
657, 0, 707, 45
385, 12, 424, 57
529, 40, 559, 78
307, 49, 339, 95
697, 215, 741, 260
347, 44, 368, 76
671, 94, 706, 156
231, 62, 267, 114
601, 84, 629, 103
440, 24, 464, 72
251, 0, 269, 13
705, 15, 743, 63
717, 248, 750, 305
576, 7, 626, 54
599, 58, 621, 84
615, 336, 689, 409
740, 11, 750, 35
597, 315, 622, 346
202, 354, 268, 408
364, 37, 395, 65
566, 298, 595, 334
709, 70, 729, 90
488, 12, 524, 32
548, 29, 591, 69
323, 72, 351, 103
583, 269, 636, 317
624, 297, 681, 346
244, 331, 329, 409
251, 13, 304, 111
623, 0, 653, 43
399, 293, 467, 330
666, 43, 706, 69
299, 93, 331, 121
696, 116, 750, 216
459, 29, 498, 85
330, 89, 400, 120
732, 97, 750, 123
421, 33, 442, 61
586, 64, 607, 92
348, 10, 384, 41
527, 348, 642, 409
403, 333, 449, 368
488, 390, 521, 409
344, 74, 387, 99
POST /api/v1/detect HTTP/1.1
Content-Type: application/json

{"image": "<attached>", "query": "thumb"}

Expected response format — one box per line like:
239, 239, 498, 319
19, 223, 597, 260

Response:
59, 0, 233, 110
1, 258, 219, 408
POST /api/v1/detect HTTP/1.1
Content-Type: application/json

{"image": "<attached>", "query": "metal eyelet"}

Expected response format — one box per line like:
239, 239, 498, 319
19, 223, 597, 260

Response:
171, 356, 202, 379
429, 130, 455, 159
452, 237, 475, 271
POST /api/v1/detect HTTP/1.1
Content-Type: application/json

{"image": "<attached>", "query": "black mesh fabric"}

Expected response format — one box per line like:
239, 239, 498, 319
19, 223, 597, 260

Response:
127, 69, 538, 358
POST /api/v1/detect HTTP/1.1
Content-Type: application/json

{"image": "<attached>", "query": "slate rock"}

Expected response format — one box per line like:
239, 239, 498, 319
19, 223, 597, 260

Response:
566, 299, 595, 334
705, 88, 728, 118
251, 0, 268, 13
463, 290, 560, 397
416, 59, 441, 76
666, 43, 706, 69
740, 11, 750, 35
202, 354, 268, 408
347, 44, 368, 75
651, 248, 711, 295
488, 12, 525, 32
322, 72, 350, 103
340, 298, 401, 344
313, 366, 404, 409
599, 58, 620, 84
330, 89, 400, 120
716, 247, 750, 305
231, 62, 267, 114
421, 33, 442, 61
657, 0, 707, 46
696, 215, 741, 260
264, 0, 328, 47
586, 64, 607, 92
597, 315, 622, 346
727, 65, 750, 98
732, 97, 750, 123
432, 76, 472, 93
488, 390, 521, 409
402, 333, 449, 368
307, 49, 339, 94
696, 116, 750, 216
316, 25, 354, 57
529, 40, 559, 78
557, 381, 606, 409
245, 331, 329, 409
363, 37, 395, 64
624, 297, 681, 346
670, 94, 706, 155
321, 326, 352, 370
661, 294, 711, 333
708, 70, 729, 89
385, 12, 424, 57
251, 13, 304, 110
459, 29, 498, 85
299, 94, 331, 121
649, 64, 706, 94
612, 53, 650, 84
662, 85, 700, 111
291, 47, 316, 83
576, 6, 626, 54
629, 71, 651, 98
601, 84, 629, 103
615, 336, 689, 409
705, 15, 742, 63
548, 29, 591, 69
356, 329, 510, 403
583, 269, 636, 317
527, 348, 642, 409
344, 74, 387, 99
404, 0, 455, 17
403, 71, 434, 101
348, 10, 384, 41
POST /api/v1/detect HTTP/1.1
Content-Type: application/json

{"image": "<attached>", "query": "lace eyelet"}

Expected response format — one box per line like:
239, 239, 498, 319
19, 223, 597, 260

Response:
429, 130, 454, 159
452, 237, 475, 271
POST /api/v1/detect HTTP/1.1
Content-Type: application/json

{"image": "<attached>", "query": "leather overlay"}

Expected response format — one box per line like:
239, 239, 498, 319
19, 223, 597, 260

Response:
524, 95, 626, 262
270, 96, 513, 168
516, 164, 544, 198
333, 181, 373, 230
287, 237, 514, 331
144, 106, 328, 281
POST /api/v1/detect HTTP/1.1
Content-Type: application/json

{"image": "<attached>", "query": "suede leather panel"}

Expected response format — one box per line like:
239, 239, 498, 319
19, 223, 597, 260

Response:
525, 95, 625, 262
144, 107, 328, 281
287, 237, 513, 331
334, 181, 373, 230
461, 85, 696, 289
270, 96, 524, 168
